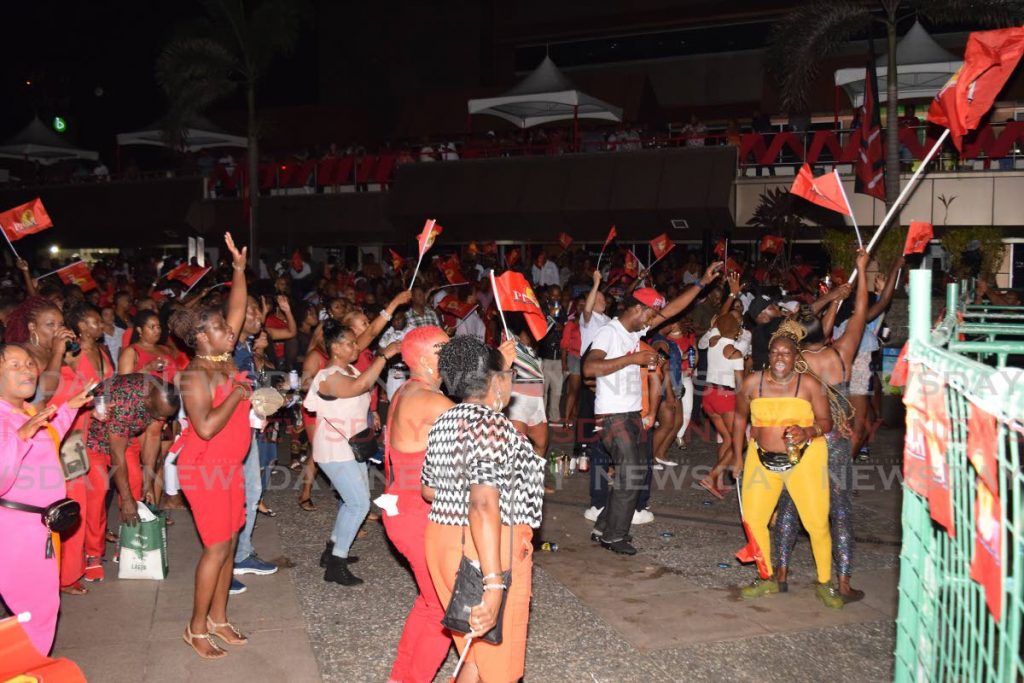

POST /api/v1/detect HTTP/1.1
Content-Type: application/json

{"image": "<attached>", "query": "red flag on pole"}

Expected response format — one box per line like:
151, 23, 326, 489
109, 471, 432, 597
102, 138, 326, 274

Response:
437, 294, 477, 320
713, 240, 727, 259
439, 254, 467, 285
854, 53, 887, 201
624, 250, 641, 278
166, 263, 211, 288
649, 233, 675, 262
0, 198, 53, 242
388, 249, 404, 272
759, 234, 784, 255
602, 225, 617, 251
928, 27, 1024, 151
969, 479, 1004, 621
558, 232, 573, 250
416, 219, 443, 258
56, 261, 98, 292
491, 271, 548, 340
790, 164, 851, 215
904, 221, 934, 255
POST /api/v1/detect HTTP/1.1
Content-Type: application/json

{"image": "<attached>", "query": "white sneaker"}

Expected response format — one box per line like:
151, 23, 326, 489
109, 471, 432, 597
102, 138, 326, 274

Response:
652, 462, 664, 471
583, 506, 603, 522
655, 457, 678, 467
632, 509, 655, 525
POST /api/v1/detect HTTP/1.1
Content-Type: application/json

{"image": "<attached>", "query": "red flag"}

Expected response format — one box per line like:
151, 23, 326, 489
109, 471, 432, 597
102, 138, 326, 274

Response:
558, 232, 573, 250
904, 221, 934, 255
928, 28, 1024, 151
56, 261, 97, 292
854, 52, 886, 201
649, 233, 675, 262
505, 247, 521, 269
624, 250, 640, 278
602, 225, 617, 252
416, 219, 443, 258
166, 263, 210, 288
902, 363, 931, 498
437, 294, 477, 320
466, 241, 479, 257
388, 248, 404, 272
967, 403, 999, 492
439, 254, 467, 285
290, 249, 304, 272
735, 521, 771, 579
923, 371, 954, 537
790, 164, 851, 215
713, 239, 726, 259
759, 234, 784, 255
969, 479, 1004, 621
492, 271, 548, 340
889, 342, 910, 388
725, 258, 744, 276
0, 198, 53, 242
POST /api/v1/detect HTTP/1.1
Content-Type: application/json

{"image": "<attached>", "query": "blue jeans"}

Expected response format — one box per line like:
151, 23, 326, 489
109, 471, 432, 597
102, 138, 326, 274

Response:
234, 431, 259, 563
257, 437, 276, 495
318, 460, 370, 558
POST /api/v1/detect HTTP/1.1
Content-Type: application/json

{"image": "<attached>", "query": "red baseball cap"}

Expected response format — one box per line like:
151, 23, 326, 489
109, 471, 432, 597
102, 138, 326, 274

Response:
633, 287, 666, 310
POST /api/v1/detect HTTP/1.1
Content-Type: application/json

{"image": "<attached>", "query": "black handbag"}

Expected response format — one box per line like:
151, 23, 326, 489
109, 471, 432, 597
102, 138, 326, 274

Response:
441, 526, 514, 645
0, 497, 81, 533
321, 417, 378, 464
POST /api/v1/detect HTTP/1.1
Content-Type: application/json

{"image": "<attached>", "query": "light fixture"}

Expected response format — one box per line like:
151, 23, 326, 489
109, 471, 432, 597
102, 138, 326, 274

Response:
49, 245, 59, 254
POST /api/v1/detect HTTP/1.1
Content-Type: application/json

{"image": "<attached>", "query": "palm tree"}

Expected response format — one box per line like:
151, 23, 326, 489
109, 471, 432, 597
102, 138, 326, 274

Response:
156, 0, 305, 265
769, 1, 1024, 224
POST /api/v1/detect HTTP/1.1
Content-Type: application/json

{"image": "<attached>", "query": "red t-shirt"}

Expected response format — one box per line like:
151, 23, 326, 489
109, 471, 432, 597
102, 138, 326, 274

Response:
265, 313, 288, 359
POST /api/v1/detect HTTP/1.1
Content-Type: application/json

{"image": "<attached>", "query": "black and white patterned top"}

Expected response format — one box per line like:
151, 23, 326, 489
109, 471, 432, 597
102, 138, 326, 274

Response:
422, 403, 545, 528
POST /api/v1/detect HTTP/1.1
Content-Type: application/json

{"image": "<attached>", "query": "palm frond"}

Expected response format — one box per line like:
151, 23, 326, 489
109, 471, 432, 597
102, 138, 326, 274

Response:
156, 37, 240, 147
915, 0, 1024, 26
768, 1, 873, 111
245, 0, 308, 72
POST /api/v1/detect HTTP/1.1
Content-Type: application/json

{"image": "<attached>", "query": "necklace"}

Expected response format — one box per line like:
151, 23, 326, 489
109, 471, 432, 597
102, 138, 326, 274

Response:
765, 370, 797, 385
197, 352, 232, 362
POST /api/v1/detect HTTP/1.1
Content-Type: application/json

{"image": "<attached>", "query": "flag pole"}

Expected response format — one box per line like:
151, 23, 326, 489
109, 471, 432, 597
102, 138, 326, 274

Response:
850, 128, 950, 285
408, 255, 424, 292
833, 169, 863, 249
181, 267, 212, 299
36, 262, 81, 281
0, 229, 20, 260
488, 269, 511, 340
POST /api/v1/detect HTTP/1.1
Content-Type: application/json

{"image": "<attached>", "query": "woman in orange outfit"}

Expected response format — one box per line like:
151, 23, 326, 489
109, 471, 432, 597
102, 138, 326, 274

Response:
171, 233, 253, 660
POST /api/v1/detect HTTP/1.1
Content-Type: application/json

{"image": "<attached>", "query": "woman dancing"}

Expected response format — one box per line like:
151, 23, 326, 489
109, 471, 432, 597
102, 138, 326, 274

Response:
171, 233, 253, 659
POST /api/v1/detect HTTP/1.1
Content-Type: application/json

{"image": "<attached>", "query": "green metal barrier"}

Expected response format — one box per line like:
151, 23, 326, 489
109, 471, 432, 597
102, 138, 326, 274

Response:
894, 270, 1024, 682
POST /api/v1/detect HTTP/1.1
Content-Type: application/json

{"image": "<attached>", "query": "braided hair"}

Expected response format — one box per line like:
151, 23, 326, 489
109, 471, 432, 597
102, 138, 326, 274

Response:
5, 296, 61, 344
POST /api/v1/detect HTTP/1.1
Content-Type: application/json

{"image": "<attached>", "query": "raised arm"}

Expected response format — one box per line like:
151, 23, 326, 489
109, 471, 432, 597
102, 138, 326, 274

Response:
319, 342, 401, 397
223, 232, 248, 339
356, 290, 411, 351
832, 249, 871, 364
719, 272, 741, 316
811, 282, 852, 315
16, 259, 37, 297
582, 269, 601, 324
657, 261, 724, 322
866, 256, 904, 322
265, 296, 297, 341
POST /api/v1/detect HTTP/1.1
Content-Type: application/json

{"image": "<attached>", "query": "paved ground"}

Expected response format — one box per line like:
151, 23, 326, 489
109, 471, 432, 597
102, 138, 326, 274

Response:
50, 421, 904, 682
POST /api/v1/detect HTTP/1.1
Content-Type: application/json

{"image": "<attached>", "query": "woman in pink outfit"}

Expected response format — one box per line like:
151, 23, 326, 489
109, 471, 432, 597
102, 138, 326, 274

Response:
0, 344, 91, 655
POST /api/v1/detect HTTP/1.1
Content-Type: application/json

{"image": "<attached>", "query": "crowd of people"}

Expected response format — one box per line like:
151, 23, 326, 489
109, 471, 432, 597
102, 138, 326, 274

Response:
0, 230, 921, 682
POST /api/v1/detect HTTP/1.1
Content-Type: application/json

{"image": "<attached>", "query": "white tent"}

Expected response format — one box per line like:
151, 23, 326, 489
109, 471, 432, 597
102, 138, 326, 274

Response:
835, 21, 962, 107
117, 115, 247, 152
0, 117, 99, 164
468, 56, 623, 128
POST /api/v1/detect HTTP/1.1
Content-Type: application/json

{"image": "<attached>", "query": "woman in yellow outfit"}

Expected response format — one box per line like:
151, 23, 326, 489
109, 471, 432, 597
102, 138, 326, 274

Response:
731, 323, 844, 609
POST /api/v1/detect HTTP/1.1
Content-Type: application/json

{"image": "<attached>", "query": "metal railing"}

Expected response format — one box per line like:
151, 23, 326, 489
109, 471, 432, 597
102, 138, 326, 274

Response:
894, 270, 1024, 682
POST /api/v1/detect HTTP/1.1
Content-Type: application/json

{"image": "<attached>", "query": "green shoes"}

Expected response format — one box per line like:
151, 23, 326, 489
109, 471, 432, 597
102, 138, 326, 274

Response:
740, 577, 780, 599
815, 582, 845, 609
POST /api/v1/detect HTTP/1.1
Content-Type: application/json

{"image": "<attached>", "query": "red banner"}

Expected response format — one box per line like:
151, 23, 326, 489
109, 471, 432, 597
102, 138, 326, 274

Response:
758, 234, 784, 255
902, 363, 932, 498
725, 257, 744, 276
416, 219, 443, 258
967, 402, 999, 492
0, 198, 53, 242
969, 479, 1004, 621
854, 53, 886, 201
558, 232, 573, 250
56, 261, 97, 292
492, 270, 547, 340
166, 263, 210, 288
649, 233, 675, 262
624, 250, 641, 278
923, 371, 954, 537
904, 221, 934, 255
790, 164, 851, 215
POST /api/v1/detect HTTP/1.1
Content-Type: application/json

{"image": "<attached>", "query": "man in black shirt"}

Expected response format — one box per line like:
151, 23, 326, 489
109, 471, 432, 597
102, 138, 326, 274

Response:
747, 295, 783, 371
537, 285, 567, 424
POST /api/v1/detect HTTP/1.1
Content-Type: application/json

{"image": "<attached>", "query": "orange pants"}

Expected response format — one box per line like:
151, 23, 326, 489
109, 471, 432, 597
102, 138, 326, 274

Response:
424, 522, 533, 683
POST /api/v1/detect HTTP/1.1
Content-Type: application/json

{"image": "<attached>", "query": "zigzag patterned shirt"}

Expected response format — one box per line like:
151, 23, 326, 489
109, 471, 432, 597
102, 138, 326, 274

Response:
422, 403, 545, 528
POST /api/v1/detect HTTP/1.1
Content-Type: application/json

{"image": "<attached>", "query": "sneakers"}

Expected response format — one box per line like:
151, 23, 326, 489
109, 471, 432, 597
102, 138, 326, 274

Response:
600, 538, 638, 555
740, 577, 779, 599
655, 457, 678, 467
652, 462, 664, 471
83, 556, 104, 582
229, 578, 247, 595
583, 506, 603, 522
815, 582, 845, 609
233, 554, 278, 576
632, 509, 655, 525
590, 530, 631, 543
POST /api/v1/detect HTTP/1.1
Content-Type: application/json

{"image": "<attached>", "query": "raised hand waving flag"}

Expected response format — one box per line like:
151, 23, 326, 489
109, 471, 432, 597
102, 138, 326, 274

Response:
409, 218, 443, 289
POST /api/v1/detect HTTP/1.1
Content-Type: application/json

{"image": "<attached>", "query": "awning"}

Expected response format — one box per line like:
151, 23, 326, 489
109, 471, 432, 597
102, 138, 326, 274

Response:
117, 115, 247, 152
0, 118, 99, 165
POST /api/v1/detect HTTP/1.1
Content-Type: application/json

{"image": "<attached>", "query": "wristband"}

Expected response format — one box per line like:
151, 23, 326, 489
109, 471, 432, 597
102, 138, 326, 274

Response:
483, 584, 507, 591
695, 281, 706, 291
482, 572, 503, 581
380, 309, 393, 322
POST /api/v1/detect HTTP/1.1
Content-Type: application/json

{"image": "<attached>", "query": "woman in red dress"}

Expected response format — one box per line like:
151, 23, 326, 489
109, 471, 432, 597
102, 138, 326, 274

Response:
170, 233, 252, 660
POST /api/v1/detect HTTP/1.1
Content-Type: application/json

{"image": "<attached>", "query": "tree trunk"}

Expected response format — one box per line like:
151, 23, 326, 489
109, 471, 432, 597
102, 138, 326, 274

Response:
247, 82, 259, 269
884, 20, 901, 233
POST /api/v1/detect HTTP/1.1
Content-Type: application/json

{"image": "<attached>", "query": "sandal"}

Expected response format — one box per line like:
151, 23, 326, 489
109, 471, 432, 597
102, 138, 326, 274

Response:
183, 625, 227, 659
699, 476, 725, 500
258, 503, 277, 517
206, 616, 248, 646
299, 498, 317, 512
60, 581, 88, 596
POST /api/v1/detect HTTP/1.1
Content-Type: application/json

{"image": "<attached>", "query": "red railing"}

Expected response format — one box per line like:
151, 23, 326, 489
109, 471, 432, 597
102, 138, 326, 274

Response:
207, 154, 402, 197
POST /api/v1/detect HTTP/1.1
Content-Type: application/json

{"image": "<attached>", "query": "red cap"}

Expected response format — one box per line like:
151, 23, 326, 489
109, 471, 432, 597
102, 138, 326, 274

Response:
633, 287, 666, 310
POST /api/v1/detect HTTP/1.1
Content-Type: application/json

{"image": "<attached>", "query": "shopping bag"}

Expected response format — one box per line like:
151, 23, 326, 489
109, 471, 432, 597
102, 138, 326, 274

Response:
117, 502, 168, 580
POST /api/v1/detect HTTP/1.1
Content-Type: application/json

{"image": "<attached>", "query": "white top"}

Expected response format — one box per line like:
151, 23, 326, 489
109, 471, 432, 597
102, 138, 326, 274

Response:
532, 261, 561, 288
454, 309, 486, 341
579, 310, 610, 354
591, 318, 647, 415
378, 326, 408, 350
705, 336, 744, 388
303, 366, 370, 463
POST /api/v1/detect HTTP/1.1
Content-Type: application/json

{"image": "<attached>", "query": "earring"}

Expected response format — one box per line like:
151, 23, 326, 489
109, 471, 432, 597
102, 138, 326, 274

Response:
30, 332, 39, 347
426, 367, 434, 376
493, 389, 503, 411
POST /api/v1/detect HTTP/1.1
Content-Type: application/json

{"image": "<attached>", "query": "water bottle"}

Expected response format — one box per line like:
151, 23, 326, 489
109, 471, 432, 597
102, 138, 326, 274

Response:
288, 370, 300, 391
687, 346, 697, 370
577, 443, 590, 472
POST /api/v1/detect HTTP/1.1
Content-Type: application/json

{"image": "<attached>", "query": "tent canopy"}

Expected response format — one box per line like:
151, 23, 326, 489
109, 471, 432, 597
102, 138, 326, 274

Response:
835, 21, 962, 108
468, 56, 623, 128
117, 115, 247, 152
0, 118, 99, 165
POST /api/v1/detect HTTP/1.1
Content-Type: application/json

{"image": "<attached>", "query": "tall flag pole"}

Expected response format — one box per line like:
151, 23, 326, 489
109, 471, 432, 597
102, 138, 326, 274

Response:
409, 219, 443, 290
595, 225, 616, 270
488, 269, 511, 340
833, 169, 863, 249
854, 38, 886, 202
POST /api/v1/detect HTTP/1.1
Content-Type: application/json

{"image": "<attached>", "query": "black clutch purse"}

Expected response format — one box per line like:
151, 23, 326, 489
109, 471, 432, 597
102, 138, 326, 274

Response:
321, 418, 378, 463
441, 526, 514, 645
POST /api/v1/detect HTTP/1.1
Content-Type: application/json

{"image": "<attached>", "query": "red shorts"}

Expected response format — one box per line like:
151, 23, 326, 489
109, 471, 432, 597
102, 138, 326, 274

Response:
703, 386, 736, 415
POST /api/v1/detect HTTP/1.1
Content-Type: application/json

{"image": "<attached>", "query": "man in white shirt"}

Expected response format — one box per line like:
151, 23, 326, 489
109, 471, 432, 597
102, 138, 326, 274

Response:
531, 251, 560, 288
584, 263, 722, 555
577, 269, 612, 522
453, 307, 486, 341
